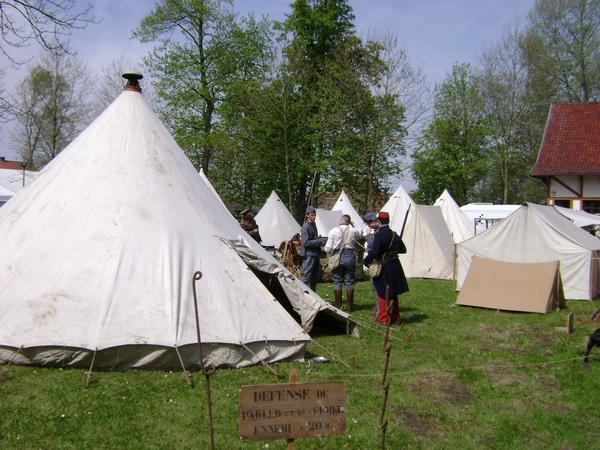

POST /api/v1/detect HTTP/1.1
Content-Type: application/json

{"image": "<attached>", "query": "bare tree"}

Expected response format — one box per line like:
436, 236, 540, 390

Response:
92, 53, 142, 119
9, 51, 93, 169
0, 0, 96, 65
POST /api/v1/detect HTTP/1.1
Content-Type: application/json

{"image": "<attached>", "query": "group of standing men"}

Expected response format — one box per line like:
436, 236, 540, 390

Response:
299, 206, 409, 325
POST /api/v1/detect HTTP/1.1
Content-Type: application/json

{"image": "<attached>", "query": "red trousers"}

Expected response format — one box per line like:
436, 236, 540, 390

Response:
378, 294, 400, 324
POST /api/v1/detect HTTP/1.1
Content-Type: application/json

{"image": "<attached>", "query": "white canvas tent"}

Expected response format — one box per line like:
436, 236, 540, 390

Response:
0, 84, 354, 371
553, 205, 600, 228
456, 203, 600, 300
0, 168, 37, 206
332, 191, 365, 230
197, 172, 356, 336
456, 256, 565, 313
400, 205, 455, 280
254, 191, 301, 247
434, 189, 474, 243
381, 185, 415, 232
315, 209, 343, 237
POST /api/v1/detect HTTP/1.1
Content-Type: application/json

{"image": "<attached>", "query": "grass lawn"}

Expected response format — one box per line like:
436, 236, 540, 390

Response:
2, 278, 600, 449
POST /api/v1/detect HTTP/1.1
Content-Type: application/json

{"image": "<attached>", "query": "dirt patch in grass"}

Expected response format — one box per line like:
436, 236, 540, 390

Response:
407, 372, 474, 404
536, 373, 561, 391
476, 323, 557, 356
485, 366, 528, 387
390, 406, 441, 439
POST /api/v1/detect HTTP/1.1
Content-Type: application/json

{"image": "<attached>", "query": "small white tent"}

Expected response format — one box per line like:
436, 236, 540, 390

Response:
400, 205, 455, 280
332, 191, 365, 230
255, 191, 301, 247
0, 82, 343, 371
381, 185, 415, 232
315, 209, 343, 237
434, 190, 474, 243
456, 203, 600, 300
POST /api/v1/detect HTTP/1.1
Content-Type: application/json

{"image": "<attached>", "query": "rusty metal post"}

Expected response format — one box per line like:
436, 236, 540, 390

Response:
192, 271, 216, 450
379, 285, 393, 449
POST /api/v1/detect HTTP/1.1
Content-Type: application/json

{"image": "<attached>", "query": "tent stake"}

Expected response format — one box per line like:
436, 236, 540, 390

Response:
192, 271, 216, 450
174, 345, 194, 388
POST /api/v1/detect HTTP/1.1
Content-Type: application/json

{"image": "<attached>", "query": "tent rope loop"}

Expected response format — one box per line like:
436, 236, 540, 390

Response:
1, 345, 23, 378
84, 348, 97, 389
241, 342, 279, 378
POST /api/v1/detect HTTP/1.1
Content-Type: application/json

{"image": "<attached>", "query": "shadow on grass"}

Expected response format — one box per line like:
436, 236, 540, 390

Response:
400, 306, 429, 325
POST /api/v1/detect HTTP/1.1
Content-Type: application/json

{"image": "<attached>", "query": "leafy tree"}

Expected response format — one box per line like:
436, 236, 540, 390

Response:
133, 0, 273, 181
213, 40, 312, 212
523, 0, 600, 102
318, 34, 408, 214
412, 63, 490, 205
0, 0, 96, 65
279, 0, 358, 216
9, 52, 92, 169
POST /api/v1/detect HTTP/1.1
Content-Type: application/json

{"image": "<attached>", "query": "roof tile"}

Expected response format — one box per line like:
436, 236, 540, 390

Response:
531, 103, 600, 176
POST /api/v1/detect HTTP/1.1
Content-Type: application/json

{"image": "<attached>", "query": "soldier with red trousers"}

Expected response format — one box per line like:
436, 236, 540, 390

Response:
363, 211, 409, 325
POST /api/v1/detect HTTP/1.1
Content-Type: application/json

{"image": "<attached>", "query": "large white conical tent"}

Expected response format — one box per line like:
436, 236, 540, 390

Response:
434, 189, 474, 243
255, 191, 301, 247
0, 84, 311, 370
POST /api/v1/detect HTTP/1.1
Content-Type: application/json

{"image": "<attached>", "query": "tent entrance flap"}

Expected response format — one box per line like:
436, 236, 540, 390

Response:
455, 256, 565, 313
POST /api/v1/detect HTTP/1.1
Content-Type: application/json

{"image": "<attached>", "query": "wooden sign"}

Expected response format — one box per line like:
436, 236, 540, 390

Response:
239, 380, 346, 441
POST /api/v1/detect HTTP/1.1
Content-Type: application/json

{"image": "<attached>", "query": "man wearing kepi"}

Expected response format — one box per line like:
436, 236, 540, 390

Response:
363, 212, 381, 316
325, 214, 364, 312
363, 211, 409, 325
300, 206, 324, 291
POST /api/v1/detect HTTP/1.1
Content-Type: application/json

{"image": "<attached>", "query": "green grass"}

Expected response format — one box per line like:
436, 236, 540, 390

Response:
2, 278, 600, 449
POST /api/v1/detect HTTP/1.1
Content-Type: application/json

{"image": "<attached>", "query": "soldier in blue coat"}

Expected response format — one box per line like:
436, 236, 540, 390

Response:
300, 206, 324, 291
363, 211, 409, 325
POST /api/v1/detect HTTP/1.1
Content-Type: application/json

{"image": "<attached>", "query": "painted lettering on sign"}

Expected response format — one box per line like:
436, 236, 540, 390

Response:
239, 381, 346, 441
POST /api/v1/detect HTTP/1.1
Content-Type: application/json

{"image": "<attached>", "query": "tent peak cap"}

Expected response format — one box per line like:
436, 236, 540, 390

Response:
122, 71, 143, 92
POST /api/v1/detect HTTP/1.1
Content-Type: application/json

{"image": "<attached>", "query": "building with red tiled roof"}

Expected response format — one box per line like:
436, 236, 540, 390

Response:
531, 103, 600, 213
0, 157, 25, 170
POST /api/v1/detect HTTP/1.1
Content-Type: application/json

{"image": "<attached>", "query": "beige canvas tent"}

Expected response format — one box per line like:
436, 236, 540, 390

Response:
456, 203, 600, 300
456, 256, 565, 313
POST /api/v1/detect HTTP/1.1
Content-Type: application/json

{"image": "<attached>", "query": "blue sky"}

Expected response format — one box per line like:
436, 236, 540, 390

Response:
1, 0, 537, 170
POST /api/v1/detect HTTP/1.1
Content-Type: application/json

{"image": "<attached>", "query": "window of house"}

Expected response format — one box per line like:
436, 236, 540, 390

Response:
583, 200, 600, 214
554, 199, 571, 208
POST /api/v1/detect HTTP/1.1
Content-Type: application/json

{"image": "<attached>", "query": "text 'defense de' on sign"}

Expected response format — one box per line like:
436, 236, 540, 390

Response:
239, 380, 346, 441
